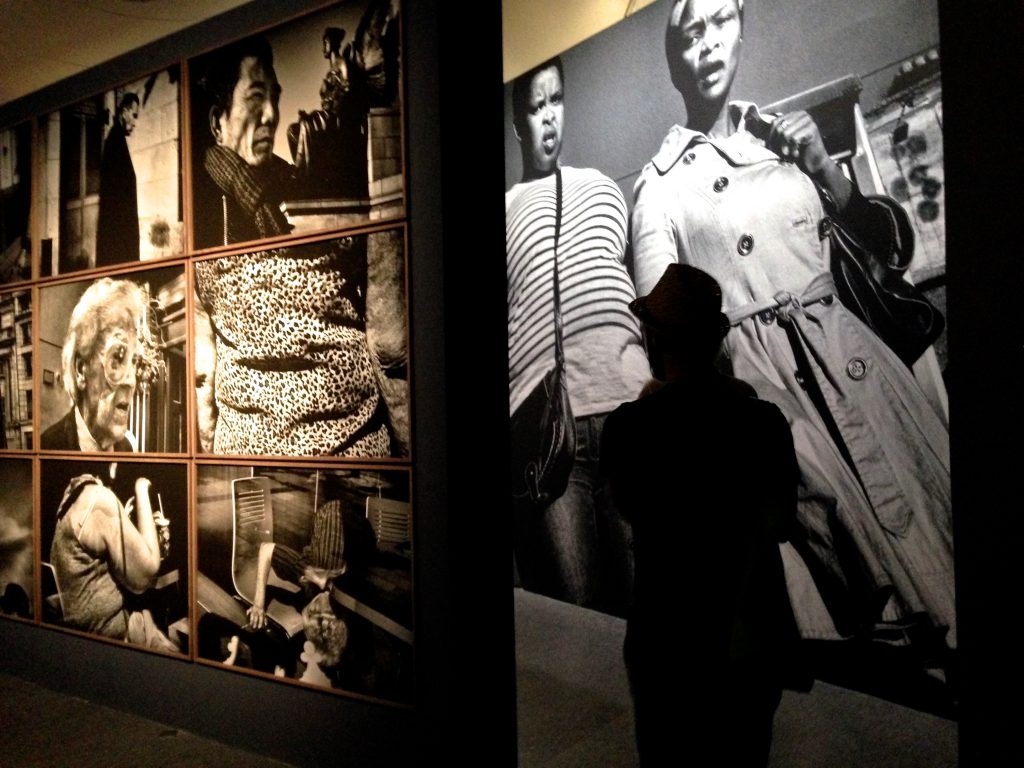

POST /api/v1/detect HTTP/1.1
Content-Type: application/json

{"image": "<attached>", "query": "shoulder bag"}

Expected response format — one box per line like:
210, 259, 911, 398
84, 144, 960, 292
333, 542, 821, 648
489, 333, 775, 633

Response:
823, 188, 945, 368
510, 168, 577, 506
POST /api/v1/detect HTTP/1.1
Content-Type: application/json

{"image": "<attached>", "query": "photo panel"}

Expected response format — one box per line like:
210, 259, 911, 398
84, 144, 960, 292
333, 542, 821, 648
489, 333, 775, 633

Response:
188, 0, 404, 252
195, 463, 412, 703
0, 458, 33, 620
36, 66, 183, 277
505, 0, 953, 715
39, 458, 189, 655
194, 227, 409, 458
0, 288, 33, 450
39, 264, 187, 454
0, 121, 32, 285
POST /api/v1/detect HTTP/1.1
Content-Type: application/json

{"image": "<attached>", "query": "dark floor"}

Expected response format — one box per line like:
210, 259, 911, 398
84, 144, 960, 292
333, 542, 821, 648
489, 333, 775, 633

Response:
0, 672, 297, 768
0, 590, 958, 767
515, 588, 958, 768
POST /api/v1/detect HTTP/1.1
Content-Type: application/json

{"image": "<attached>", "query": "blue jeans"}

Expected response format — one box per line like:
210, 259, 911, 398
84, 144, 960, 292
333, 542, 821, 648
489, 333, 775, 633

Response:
513, 413, 634, 616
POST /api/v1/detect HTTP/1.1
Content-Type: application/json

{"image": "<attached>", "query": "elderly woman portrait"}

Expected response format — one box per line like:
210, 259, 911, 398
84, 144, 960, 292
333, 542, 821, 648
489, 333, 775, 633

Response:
41, 277, 163, 452
631, 0, 954, 658
40, 460, 187, 654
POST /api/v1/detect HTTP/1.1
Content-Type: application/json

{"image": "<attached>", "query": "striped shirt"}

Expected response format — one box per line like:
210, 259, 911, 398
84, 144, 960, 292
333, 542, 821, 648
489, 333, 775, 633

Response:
272, 499, 348, 582
506, 166, 650, 417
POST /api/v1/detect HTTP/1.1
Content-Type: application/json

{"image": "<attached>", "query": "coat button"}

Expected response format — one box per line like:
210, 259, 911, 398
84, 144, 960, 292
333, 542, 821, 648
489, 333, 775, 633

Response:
818, 216, 833, 239
737, 234, 754, 255
682, 151, 696, 165
794, 371, 807, 388
821, 295, 834, 306
713, 176, 729, 193
846, 357, 868, 380
757, 309, 775, 325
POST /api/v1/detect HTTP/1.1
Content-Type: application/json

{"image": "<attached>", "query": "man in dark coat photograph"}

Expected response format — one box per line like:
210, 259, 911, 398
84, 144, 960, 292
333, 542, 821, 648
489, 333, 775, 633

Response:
95, 92, 140, 267
601, 263, 805, 766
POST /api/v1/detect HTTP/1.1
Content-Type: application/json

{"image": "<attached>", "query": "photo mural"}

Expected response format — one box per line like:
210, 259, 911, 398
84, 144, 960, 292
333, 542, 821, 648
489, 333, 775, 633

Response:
504, 0, 954, 730
0, 0, 412, 707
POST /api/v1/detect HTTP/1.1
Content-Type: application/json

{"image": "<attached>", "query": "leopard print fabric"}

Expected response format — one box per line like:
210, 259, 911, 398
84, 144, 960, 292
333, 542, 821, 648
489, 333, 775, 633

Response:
195, 237, 390, 456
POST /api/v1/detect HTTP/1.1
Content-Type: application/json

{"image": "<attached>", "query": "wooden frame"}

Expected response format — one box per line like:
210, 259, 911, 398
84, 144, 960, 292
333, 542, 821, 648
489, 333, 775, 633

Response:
34, 65, 184, 278
0, 457, 33, 622
0, 121, 33, 287
36, 457, 190, 658
186, 0, 404, 255
192, 459, 413, 705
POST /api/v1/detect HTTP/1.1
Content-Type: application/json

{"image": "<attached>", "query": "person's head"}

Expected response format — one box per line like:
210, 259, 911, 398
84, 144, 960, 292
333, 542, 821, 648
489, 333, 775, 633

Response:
301, 592, 348, 667
665, 0, 743, 114
512, 57, 565, 180
61, 278, 161, 449
323, 27, 345, 59
204, 36, 280, 167
629, 264, 730, 377
117, 93, 140, 136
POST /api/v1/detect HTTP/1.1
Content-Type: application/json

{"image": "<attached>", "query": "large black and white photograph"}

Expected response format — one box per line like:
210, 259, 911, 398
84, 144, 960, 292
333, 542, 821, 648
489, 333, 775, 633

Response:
39, 265, 186, 453
0, 289, 33, 450
0, 459, 33, 620
188, 0, 403, 252
194, 228, 409, 458
36, 66, 183, 276
506, 0, 954, 762
195, 464, 413, 703
0, 121, 32, 285
39, 459, 189, 655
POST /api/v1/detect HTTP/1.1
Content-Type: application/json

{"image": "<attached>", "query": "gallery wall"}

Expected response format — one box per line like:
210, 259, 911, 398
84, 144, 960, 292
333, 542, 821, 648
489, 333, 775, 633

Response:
0, 0, 516, 764
497, 0, 1024, 766
1, 0, 1020, 766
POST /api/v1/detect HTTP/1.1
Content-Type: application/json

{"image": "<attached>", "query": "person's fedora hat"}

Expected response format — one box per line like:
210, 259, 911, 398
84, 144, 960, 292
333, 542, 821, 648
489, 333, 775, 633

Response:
629, 263, 729, 338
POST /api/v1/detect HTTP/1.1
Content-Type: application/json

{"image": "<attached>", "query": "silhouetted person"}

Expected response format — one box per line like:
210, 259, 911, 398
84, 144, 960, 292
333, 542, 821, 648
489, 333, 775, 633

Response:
96, 93, 140, 266
601, 264, 805, 765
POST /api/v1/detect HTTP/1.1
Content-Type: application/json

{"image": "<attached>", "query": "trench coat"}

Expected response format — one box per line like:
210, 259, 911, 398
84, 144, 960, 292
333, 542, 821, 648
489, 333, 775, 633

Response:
630, 103, 955, 645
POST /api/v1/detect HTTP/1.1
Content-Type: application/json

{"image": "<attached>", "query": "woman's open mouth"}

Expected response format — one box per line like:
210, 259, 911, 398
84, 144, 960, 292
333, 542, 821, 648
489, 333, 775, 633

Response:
698, 61, 725, 89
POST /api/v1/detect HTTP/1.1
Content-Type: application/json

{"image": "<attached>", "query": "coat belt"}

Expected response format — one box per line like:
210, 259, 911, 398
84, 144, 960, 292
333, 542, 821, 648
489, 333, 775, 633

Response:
726, 273, 836, 327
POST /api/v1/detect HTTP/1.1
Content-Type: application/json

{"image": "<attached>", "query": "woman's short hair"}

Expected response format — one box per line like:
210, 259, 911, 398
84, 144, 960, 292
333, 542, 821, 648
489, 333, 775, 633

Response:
302, 592, 349, 667
665, 0, 744, 94
511, 56, 565, 131
61, 278, 153, 403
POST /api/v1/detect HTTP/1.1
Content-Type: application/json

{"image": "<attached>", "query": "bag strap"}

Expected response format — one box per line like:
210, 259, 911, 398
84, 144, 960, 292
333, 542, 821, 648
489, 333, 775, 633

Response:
552, 167, 565, 369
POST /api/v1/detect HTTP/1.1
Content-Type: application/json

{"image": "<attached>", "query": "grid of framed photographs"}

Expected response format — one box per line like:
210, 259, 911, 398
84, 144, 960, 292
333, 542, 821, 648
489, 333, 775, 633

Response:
0, 0, 413, 706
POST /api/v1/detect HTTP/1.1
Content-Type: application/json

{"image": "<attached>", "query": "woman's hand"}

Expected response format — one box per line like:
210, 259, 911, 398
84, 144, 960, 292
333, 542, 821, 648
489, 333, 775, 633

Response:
768, 111, 831, 176
246, 603, 268, 631
769, 110, 853, 210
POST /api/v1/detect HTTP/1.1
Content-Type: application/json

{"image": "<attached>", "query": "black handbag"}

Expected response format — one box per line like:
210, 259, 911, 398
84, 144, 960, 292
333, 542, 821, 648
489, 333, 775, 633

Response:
510, 168, 577, 506
824, 190, 944, 368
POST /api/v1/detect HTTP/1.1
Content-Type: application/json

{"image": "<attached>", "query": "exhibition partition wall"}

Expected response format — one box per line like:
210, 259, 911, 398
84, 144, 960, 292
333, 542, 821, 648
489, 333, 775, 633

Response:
499, 0, 1024, 766
0, 0, 516, 765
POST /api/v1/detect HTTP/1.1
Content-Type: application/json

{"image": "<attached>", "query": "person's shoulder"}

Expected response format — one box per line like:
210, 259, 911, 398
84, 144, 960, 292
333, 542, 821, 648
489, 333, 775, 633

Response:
41, 410, 76, 450
609, 381, 674, 422
563, 165, 612, 184
565, 166, 626, 203
726, 386, 790, 431
85, 484, 121, 518
505, 182, 526, 212
505, 176, 546, 213
633, 124, 698, 202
